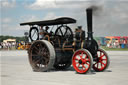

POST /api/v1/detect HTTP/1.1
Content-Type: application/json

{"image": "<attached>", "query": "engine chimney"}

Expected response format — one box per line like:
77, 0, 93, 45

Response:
86, 8, 93, 40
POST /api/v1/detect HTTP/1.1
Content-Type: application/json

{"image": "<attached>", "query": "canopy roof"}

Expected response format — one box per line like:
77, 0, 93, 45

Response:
20, 17, 76, 26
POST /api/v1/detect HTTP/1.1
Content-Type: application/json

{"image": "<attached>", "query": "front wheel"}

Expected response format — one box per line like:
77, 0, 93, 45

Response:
72, 49, 93, 74
93, 48, 110, 72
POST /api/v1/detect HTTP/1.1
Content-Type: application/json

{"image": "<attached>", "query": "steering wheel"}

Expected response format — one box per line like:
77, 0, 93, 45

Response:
29, 27, 39, 41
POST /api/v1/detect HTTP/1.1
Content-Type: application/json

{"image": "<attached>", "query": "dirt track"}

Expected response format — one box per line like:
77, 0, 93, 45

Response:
1, 50, 128, 85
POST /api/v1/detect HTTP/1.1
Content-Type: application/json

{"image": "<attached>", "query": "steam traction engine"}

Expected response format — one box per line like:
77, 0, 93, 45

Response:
20, 8, 110, 74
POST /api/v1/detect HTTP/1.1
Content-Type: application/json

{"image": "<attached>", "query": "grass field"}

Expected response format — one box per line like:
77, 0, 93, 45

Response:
100, 46, 128, 51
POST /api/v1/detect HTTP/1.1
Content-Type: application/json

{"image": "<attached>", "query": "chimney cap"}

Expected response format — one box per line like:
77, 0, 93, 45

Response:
86, 8, 93, 11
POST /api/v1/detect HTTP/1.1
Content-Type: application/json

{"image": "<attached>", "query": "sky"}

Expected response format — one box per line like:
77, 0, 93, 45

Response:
0, 0, 128, 37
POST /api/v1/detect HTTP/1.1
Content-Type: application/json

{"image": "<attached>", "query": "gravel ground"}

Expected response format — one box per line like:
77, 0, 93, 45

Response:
0, 50, 128, 85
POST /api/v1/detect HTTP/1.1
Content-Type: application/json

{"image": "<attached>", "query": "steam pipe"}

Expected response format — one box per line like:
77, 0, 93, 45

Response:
86, 8, 93, 40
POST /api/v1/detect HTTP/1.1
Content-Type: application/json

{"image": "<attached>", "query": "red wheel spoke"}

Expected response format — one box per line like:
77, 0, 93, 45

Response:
78, 51, 84, 59
85, 55, 87, 59
78, 64, 80, 67
100, 54, 105, 59
86, 62, 90, 66
101, 62, 106, 66
81, 66, 84, 71
86, 58, 90, 62
81, 52, 83, 58
75, 62, 79, 65
82, 64, 86, 69
75, 57, 80, 60
78, 54, 82, 59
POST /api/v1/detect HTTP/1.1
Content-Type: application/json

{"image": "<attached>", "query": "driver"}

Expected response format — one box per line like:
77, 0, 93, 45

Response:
39, 26, 45, 39
45, 26, 49, 33
77, 26, 82, 32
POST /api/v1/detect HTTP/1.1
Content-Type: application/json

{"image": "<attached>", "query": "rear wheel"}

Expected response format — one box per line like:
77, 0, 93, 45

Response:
28, 40, 55, 72
72, 49, 93, 74
93, 48, 110, 72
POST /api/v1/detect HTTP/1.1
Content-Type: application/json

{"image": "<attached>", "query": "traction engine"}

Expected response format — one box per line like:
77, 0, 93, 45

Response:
20, 8, 110, 74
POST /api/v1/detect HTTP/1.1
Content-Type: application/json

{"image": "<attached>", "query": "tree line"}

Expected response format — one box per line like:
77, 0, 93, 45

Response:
0, 35, 26, 42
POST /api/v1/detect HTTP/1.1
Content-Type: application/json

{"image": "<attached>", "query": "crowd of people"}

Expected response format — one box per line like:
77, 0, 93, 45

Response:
1, 37, 128, 50
0, 42, 26, 50
0, 42, 15, 50
106, 41, 128, 48
98, 38, 128, 48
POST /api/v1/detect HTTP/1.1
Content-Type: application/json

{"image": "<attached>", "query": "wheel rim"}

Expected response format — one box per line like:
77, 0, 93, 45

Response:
93, 49, 108, 71
72, 50, 91, 73
29, 41, 50, 71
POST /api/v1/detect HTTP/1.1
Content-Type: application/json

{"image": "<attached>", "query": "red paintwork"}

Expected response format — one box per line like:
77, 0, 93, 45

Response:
123, 36, 128, 43
105, 36, 128, 44
114, 36, 121, 43
93, 49, 108, 71
72, 50, 91, 73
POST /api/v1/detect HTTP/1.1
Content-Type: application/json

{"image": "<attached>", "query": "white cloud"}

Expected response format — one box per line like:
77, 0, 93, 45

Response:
20, 15, 40, 23
43, 12, 57, 20
1, 0, 16, 8
20, 13, 57, 22
1, 0, 128, 36
26, 15, 39, 22
27, 0, 57, 10
26, 0, 128, 10
27, 0, 91, 10
2, 18, 12, 23
1, 23, 29, 36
